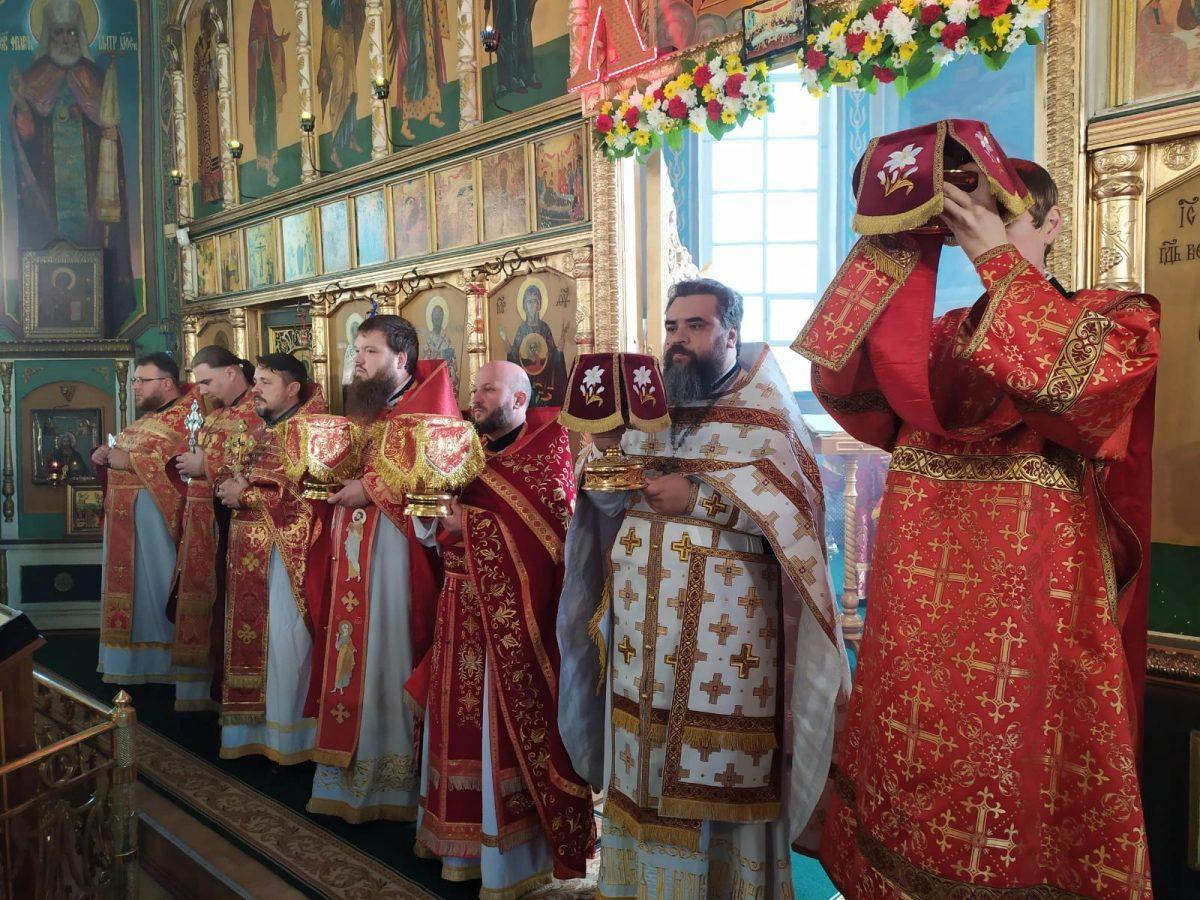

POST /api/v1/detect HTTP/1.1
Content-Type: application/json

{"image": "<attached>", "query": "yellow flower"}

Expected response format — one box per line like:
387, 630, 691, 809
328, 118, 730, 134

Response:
600, 100, 613, 115
663, 81, 679, 99
992, 12, 1012, 36
863, 33, 885, 56
617, 103, 630, 119
689, 120, 704, 133
1026, 0, 1048, 9
807, 33, 816, 45
752, 99, 769, 117
834, 58, 856, 78
829, 20, 846, 39
676, 72, 693, 89
900, 0, 917, 11
898, 41, 918, 62
604, 133, 615, 145
702, 84, 717, 102
642, 93, 656, 111
615, 122, 630, 137
721, 108, 737, 124
754, 61, 769, 78
725, 53, 744, 73
633, 130, 651, 146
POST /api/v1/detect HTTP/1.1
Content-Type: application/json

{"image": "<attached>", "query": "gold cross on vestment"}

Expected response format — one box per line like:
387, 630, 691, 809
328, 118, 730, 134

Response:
930, 786, 1017, 882
714, 559, 744, 586
824, 269, 883, 341
758, 618, 777, 649
888, 478, 928, 510
619, 743, 635, 775
980, 483, 1035, 555
738, 585, 764, 617
1051, 563, 1107, 648
752, 675, 774, 709
707, 613, 738, 646
340, 590, 360, 612
730, 643, 760, 679
330, 703, 351, 724
618, 580, 639, 611
642, 435, 664, 454
700, 435, 728, 458
1038, 713, 1109, 816
882, 684, 957, 779
665, 587, 687, 619
714, 761, 745, 789
750, 471, 780, 497
670, 533, 695, 562
898, 527, 981, 619
700, 491, 729, 518
1084, 829, 1151, 900
619, 527, 643, 556
699, 672, 731, 704
1017, 301, 1072, 345
617, 635, 637, 665
633, 673, 665, 699
954, 617, 1032, 724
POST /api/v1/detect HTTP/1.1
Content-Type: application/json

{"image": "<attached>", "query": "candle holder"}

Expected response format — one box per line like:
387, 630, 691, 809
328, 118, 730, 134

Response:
300, 111, 315, 133
46, 456, 67, 487
227, 139, 243, 160
559, 353, 670, 492
371, 77, 389, 100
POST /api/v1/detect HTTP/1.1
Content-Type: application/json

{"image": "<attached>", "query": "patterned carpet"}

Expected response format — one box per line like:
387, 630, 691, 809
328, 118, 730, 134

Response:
37, 633, 834, 899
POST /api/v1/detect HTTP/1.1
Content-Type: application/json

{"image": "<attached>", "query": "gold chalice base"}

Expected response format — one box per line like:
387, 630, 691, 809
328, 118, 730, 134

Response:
405, 492, 455, 518
582, 450, 646, 492
300, 478, 338, 501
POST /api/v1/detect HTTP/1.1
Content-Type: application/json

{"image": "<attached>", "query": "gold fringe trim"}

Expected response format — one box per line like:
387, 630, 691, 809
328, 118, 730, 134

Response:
863, 240, 912, 283
304, 797, 418, 824
852, 192, 944, 236
657, 797, 781, 823
449, 775, 483, 792
680, 726, 776, 754
559, 408, 625, 434
604, 800, 700, 852
310, 749, 352, 768
499, 774, 526, 797
478, 871, 552, 900
627, 411, 670, 433
404, 691, 425, 720
170, 648, 210, 667
610, 706, 666, 743
588, 575, 612, 695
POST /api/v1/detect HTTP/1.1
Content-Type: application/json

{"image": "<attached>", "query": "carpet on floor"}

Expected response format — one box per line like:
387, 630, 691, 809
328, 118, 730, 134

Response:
36, 633, 838, 900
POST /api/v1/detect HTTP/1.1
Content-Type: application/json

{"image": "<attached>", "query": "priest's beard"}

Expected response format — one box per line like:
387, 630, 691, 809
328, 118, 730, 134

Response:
344, 371, 400, 423
474, 405, 516, 438
663, 347, 727, 406
136, 391, 169, 415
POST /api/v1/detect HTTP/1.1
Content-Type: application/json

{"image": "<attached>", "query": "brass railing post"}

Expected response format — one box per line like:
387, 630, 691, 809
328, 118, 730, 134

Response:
109, 690, 137, 899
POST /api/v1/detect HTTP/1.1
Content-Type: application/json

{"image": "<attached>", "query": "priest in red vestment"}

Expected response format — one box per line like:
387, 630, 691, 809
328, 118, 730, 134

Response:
410, 360, 595, 896
306, 314, 458, 823
215, 353, 329, 764
794, 121, 1158, 898
170, 346, 258, 712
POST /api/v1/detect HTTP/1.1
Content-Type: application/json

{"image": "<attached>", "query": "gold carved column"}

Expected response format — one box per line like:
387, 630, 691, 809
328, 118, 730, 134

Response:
295, 0, 319, 183
466, 271, 487, 397
228, 308, 250, 359
570, 246, 597, 356
366, 0, 389, 160
308, 293, 331, 398
456, 0, 480, 129
213, 9, 238, 207
589, 147, 626, 352
1090, 146, 1147, 292
181, 316, 200, 371
1043, 0, 1087, 290
116, 360, 129, 430
166, 26, 191, 223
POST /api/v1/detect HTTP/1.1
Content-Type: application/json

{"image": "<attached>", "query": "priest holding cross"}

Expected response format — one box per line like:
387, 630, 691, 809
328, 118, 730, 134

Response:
556, 279, 850, 897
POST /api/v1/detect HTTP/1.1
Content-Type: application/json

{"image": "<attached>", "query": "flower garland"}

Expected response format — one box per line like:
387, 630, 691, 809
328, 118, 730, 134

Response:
594, 51, 775, 161
799, 0, 1049, 97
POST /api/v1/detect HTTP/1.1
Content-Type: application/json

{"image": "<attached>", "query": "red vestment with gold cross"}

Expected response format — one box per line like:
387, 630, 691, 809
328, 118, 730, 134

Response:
306, 360, 458, 765
171, 390, 261, 678
222, 386, 331, 724
412, 409, 596, 880
100, 387, 199, 647
795, 238, 1158, 898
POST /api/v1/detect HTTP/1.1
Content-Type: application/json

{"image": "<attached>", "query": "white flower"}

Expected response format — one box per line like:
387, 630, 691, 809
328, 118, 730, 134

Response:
931, 44, 956, 65
817, 24, 835, 46
884, 143, 923, 173
955, 36, 971, 54
709, 67, 728, 90
688, 107, 707, 131
1004, 29, 1027, 52
646, 107, 668, 129
849, 18, 867, 34
800, 67, 818, 87
679, 87, 698, 106
633, 366, 653, 389
1012, 10, 1039, 29
628, 90, 644, 109
947, 0, 972, 24
861, 15, 881, 35
582, 365, 604, 388
613, 133, 629, 150
745, 81, 763, 100
829, 35, 847, 56
884, 8, 916, 44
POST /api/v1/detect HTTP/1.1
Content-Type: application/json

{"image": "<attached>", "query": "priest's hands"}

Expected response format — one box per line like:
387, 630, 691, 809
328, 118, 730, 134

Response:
91, 445, 111, 468
642, 474, 693, 516
328, 479, 369, 508
175, 450, 207, 479
106, 448, 131, 471
216, 476, 249, 509
941, 182, 1009, 263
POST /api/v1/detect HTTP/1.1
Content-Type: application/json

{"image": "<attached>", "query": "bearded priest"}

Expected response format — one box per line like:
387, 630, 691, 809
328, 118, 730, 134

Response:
215, 353, 329, 764
793, 122, 1158, 897
557, 280, 849, 897
411, 360, 595, 896
169, 346, 258, 712
97, 353, 199, 689
306, 314, 458, 823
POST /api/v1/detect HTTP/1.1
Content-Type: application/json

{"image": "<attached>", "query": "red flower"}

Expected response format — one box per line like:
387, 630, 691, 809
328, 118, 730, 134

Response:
872, 2, 896, 22
940, 22, 967, 48
623, 106, 640, 129
872, 65, 897, 83
667, 95, 688, 119
693, 64, 712, 88
978, 0, 1009, 15
845, 32, 867, 55
654, 88, 666, 102
707, 98, 722, 121
725, 72, 747, 97
920, 3, 942, 25
596, 113, 614, 134
806, 48, 828, 70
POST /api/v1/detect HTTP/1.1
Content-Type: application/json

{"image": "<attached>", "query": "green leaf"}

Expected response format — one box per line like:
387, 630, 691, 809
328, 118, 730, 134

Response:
905, 48, 934, 82
665, 128, 684, 152
682, 58, 698, 75
982, 50, 1010, 72
1025, 27, 1042, 46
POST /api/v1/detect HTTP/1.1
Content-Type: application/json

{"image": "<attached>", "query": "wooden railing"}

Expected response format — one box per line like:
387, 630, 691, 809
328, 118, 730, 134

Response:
0, 668, 137, 899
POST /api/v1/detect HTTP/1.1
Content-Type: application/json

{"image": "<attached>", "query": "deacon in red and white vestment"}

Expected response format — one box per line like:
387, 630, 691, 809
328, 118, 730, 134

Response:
795, 123, 1158, 898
